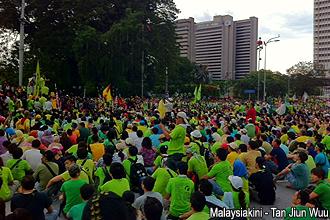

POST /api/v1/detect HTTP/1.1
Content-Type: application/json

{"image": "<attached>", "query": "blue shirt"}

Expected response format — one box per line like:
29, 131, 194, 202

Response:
270, 147, 289, 172
315, 152, 330, 176
150, 134, 161, 148
233, 159, 248, 179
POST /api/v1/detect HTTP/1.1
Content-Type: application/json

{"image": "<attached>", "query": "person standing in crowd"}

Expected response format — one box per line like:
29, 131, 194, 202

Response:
159, 112, 188, 171
6, 147, 32, 182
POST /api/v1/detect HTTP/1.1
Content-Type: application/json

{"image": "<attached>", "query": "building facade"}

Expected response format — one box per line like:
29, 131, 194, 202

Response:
175, 15, 258, 80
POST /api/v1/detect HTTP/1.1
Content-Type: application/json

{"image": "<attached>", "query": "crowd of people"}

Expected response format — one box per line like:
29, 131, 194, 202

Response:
0, 83, 330, 220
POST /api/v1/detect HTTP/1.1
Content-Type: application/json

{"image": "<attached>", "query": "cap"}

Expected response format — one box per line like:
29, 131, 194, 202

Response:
228, 175, 243, 190
177, 112, 188, 124
190, 130, 202, 139
239, 129, 247, 134
125, 138, 135, 146
229, 142, 238, 150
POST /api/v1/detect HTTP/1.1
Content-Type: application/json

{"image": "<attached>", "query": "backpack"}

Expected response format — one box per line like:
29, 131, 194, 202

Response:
128, 157, 148, 193
103, 167, 112, 183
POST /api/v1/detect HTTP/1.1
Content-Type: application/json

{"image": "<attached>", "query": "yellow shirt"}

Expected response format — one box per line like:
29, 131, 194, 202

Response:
227, 151, 239, 166
90, 143, 105, 161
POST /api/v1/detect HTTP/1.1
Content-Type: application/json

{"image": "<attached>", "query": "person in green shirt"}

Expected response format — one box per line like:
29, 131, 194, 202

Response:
245, 119, 256, 139
223, 175, 249, 210
67, 184, 95, 220
309, 167, 330, 211
321, 127, 330, 150
60, 164, 87, 215
165, 162, 194, 219
100, 162, 130, 197
5, 147, 32, 182
0, 159, 14, 202
152, 161, 177, 197
94, 154, 112, 191
46, 155, 89, 189
159, 111, 188, 171
185, 191, 209, 220
153, 145, 168, 170
186, 148, 208, 181
76, 148, 95, 181
204, 148, 233, 193
190, 130, 203, 155
284, 190, 316, 220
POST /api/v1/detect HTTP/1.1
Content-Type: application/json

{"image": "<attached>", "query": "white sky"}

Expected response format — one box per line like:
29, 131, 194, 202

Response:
174, 0, 313, 74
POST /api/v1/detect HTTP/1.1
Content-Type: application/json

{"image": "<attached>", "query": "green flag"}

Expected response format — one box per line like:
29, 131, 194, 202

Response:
196, 84, 202, 101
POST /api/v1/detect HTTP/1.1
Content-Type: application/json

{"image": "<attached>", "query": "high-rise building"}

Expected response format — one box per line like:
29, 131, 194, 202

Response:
314, 0, 330, 71
175, 15, 258, 80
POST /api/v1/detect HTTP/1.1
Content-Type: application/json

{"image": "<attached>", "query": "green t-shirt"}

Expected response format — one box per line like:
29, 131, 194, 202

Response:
313, 180, 330, 211
211, 142, 221, 154
76, 159, 95, 180
322, 135, 330, 150
5, 159, 31, 182
168, 125, 186, 155
188, 155, 208, 180
123, 156, 138, 181
152, 168, 177, 196
61, 179, 86, 213
305, 155, 316, 173
33, 162, 59, 190
166, 175, 194, 217
190, 141, 203, 155
154, 155, 162, 168
100, 178, 130, 197
61, 170, 90, 183
0, 167, 14, 201
207, 160, 233, 192
94, 166, 111, 190
232, 191, 250, 209
245, 124, 256, 138
187, 211, 209, 220
67, 202, 87, 220
284, 206, 316, 220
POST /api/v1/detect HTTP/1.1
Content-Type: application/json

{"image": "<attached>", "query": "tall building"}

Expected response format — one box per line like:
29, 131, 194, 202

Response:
314, 0, 330, 97
314, 0, 330, 71
175, 15, 258, 80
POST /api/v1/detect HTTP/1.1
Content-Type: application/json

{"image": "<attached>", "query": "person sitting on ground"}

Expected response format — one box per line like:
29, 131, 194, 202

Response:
76, 147, 95, 182
186, 147, 208, 187
94, 153, 112, 190
199, 179, 228, 213
284, 189, 316, 220
249, 157, 276, 205
11, 175, 57, 220
143, 196, 164, 220
165, 162, 194, 220
122, 191, 137, 220
204, 148, 233, 193
67, 184, 95, 220
275, 151, 309, 190
0, 157, 13, 218
239, 140, 261, 175
133, 176, 164, 219
6, 147, 32, 182
270, 139, 289, 173
22, 139, 42, 171
46, 155, 89, 189
33, 150, 59, 191
185, 191, 209, 220
223, 175, 249, 211
60, 164, 88, 216
308, 167, 330, 211
100, 162, 130, 197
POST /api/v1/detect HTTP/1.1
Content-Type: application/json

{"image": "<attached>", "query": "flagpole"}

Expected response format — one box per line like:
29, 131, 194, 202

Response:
18, 0, 25, 86
141, 25, 144, 97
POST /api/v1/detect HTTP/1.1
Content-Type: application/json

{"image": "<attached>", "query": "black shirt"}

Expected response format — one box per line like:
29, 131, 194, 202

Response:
11, 191, 52, 220
249, 170, 276, 205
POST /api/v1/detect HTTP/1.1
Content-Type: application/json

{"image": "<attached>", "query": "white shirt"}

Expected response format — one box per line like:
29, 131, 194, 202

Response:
22, 148, 42, 171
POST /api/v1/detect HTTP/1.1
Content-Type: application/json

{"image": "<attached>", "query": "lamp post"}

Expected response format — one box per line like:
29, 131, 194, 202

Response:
256, 37, 263, 101
18, 0, 25, 86
263, 35, 280, 102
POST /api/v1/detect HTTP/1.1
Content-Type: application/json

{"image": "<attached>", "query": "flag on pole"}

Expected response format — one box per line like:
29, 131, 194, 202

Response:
102, 85, 113, 102
34, 61, 40, 96
158, 99, 166, 119
196, 84, 202, 101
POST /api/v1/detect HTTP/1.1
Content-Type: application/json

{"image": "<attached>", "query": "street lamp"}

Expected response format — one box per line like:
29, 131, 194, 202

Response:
256, 37, 263, 101
263, 34, 280, 102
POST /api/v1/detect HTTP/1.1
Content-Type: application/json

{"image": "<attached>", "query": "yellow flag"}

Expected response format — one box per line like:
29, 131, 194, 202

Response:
102, 85, 113, 102
158, 99, 166, 119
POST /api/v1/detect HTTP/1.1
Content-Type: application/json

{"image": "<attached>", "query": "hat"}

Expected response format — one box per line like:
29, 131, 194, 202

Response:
221, 143, 229, 150
186, 147, 196, 154
228, 175, 243, 190
125, 138, 135, 146
35, 114, 42, 120
239, 129, 247, 135
177, 112, 188, 124
190, 130, 202, 139
229, 142, 238, 150
68, 164, 81, 177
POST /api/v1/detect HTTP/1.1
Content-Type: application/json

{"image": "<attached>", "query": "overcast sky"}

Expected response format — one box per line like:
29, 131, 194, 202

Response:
174, 0, 313, 74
